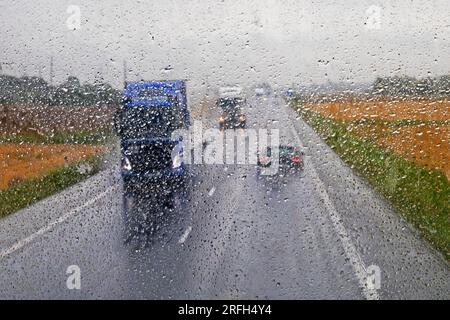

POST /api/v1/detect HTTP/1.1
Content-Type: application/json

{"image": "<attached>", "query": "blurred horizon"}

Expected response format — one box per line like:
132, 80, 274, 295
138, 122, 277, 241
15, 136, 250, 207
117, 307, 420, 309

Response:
1, 0, 449, 93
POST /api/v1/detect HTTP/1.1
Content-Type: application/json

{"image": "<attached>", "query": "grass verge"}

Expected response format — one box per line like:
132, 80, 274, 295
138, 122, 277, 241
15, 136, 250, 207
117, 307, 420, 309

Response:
291, 100, 450, 260
0, 155, 103, 218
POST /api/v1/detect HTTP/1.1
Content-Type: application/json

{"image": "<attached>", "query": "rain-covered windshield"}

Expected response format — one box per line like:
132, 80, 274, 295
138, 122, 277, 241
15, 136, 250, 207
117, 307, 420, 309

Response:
0, 0, 449, 303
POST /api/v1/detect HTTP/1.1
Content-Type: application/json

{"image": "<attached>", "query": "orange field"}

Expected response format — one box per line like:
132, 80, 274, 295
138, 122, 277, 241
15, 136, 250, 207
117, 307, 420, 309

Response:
304, 98, 449, 122
352, 124, 449, 179
0, 143, 105, 190
306, 98, 450, 179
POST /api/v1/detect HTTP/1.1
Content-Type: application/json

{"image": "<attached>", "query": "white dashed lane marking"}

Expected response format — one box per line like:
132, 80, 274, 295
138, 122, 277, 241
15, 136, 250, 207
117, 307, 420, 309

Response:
178, 226, 193, 244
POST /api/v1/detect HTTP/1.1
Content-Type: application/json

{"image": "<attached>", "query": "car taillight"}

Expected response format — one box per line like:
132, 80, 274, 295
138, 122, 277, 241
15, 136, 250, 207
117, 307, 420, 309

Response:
291, 156, 301, 163
259, 156, 271, 165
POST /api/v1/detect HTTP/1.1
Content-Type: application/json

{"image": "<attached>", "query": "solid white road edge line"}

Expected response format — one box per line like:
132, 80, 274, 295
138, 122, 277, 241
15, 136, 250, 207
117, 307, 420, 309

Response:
0, 184, 117, 260
208, 187, 216, 197
289, 119, 380, 300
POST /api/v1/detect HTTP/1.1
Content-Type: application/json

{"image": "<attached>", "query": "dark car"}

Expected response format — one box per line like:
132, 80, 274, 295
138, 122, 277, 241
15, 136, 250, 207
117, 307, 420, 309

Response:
217, 97, 246, 129
257, 145, 304, 176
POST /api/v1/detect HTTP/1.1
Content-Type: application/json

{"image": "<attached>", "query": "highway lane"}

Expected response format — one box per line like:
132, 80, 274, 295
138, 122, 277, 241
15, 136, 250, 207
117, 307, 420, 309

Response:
0, 96, 448, 299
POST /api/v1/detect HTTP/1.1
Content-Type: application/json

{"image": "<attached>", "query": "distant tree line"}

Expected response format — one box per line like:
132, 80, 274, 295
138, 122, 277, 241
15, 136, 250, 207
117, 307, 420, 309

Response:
0, 74, 120, 106
372, 75, 450, 97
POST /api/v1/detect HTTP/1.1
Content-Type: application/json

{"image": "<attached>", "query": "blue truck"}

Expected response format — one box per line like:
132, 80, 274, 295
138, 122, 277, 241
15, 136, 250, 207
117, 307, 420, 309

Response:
115, 80, 190, 191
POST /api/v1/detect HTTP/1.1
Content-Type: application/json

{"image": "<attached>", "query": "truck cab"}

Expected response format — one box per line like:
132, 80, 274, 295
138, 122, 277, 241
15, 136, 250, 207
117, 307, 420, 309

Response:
217, 86, 246, 129
115, 80, 190, 191
217, 97, 246, 129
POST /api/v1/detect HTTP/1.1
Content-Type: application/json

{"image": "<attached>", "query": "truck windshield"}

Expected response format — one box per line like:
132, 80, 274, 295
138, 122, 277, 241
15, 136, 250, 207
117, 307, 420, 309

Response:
132, 87, 169, 102
120, 105, 183, 139
219, 98, 243, 113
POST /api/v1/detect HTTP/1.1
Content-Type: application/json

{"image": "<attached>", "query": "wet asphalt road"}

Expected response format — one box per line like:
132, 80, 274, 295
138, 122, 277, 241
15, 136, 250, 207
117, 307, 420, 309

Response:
0, 97, 448, 299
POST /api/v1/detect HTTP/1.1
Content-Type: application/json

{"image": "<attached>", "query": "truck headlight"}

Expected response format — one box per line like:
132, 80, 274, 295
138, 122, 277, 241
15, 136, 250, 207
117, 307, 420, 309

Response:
172, 154, 182, 169
122, 157, 132, 171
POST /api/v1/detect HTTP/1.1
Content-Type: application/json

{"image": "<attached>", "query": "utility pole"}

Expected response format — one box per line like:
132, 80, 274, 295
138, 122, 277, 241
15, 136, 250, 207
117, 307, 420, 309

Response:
123, 59, 127, 86
50, 56, 54, 86
97, 63, 104, 83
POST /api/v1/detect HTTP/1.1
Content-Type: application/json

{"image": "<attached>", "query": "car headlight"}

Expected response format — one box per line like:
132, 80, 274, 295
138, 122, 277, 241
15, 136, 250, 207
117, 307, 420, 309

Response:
172, 153, 182, 168
122, 157, 132, 171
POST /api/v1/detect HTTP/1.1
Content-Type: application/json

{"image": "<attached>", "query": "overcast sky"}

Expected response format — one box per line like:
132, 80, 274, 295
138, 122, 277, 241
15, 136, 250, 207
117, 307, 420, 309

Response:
1, 0, 449, 92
